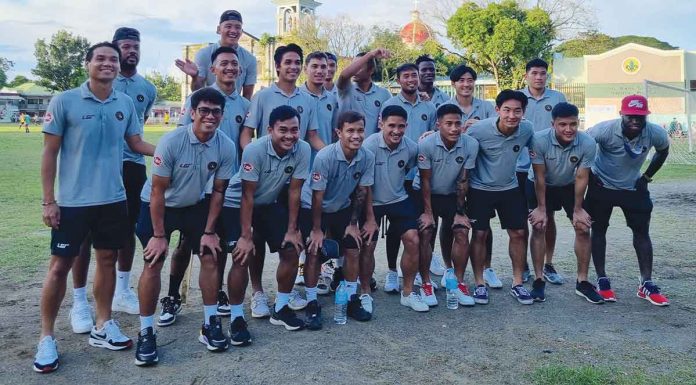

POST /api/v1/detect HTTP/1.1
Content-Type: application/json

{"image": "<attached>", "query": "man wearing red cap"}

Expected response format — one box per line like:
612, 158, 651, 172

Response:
585, 94, 670, 306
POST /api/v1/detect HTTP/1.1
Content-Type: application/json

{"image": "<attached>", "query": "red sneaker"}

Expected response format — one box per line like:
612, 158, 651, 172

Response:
458, 283, 471, 296
637, 281, 670, 306
597, 277, 617, 302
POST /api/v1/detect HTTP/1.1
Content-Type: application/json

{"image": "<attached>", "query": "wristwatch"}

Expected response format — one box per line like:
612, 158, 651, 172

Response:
642, 173, 653, 183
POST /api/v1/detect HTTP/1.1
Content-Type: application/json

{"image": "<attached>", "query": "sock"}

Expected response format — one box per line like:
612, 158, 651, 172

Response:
73, 286, 88, 306
140, 315, 154, 331
116, 270, 130, 294
345, 281, 358, 296
275, 292, 290, 312
306, 286, 318, 302
230, 304, 244, 319
203, 305, 217, 325
168, 274, 183, 297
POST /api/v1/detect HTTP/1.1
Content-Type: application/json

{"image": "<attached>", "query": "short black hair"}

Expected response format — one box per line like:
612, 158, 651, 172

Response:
356, 51, 376, 71
325, 52, 337, 62
269, 105, 301, 128
449, 64, 477, 82
396, 63, 418, 78
551, 102, 579, 120
415, 55, 435, 66
436, 103, 462, 120
337, 110, 365, 130
211, 46, 238, 64
85, 42, 121, 62
305, 51, 328, 64
190, 87, 225, 110
274, 43, 304, 67
525, 58, 548, 72
381, 105, 408, 121
495, 89, 528, 109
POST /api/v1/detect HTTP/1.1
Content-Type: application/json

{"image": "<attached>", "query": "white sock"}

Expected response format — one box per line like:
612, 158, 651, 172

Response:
140, 315, 154, 331
230, 304, 244, 319
116, 270, 130, 294
73, 286, 88, 306
203, 305, 217, 325
306, 286, 318, 302
345, 281, 358, 296
275, 292, 290, 312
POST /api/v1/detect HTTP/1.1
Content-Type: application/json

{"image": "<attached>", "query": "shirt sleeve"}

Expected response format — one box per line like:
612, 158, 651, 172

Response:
464, 138, 479, 169
194, 46, 210, 78
292, 142, 311, 181
215, 136, 236, 181
244, 54, 257, 86
359, 151, 375, 187
152, 136, 174, 178
417, 141, 432, 170
484, 101, 496, 119
586, 122, 607, 146
407, 141, 418, 170
239, 144, 262, 182
530, 134, 545, 165
309, 152, 329, 191
42, 94, 65, 136
652, 126, 670, 151
178, 97, 193, 126
579, 138, 596, 170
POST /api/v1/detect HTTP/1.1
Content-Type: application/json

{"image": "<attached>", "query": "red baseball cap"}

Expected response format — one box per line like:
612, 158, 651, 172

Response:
620, 95, 651, 116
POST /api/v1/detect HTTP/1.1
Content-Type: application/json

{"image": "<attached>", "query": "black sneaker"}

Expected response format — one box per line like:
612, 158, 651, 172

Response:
270, 305, 305, 331
347, 294, 372, 322
134, 327, 158, 366
305, 300, 323, 331
575, 281, 605, 304
530, 278, 546, 302
198, 315, 229, 352
229, 316, 252, 346
370, 277, 378, 292
330, 267, 344, 292
216, 290, 231, 316
157, 295, 182, 327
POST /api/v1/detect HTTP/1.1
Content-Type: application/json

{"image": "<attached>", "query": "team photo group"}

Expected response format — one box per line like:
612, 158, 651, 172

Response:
33, 8, 671, 373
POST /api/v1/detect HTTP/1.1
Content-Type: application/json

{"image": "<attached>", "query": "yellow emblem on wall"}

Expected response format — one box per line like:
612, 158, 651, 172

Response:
622, 57, 641, 75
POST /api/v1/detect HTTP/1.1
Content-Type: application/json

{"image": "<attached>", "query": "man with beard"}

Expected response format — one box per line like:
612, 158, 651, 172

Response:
68, 28, 157, 335
415, 55, 449, 108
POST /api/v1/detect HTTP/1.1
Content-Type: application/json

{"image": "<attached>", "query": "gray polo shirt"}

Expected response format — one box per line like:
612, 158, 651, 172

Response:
429, 87, 450, 108
301, 143, 375, 213
225, 135, 310, 208
300, 83, 338, 148
195, 42, 257, 94
362, 132, 418, 205
587, 119, 669, 191
468, 117, 534, 191
443, 97, 496, 121
381, 93, 436, 143
412, 132, 479, 195
529, 128, 596, 187
43, 82, 140, 207
245, 83, 318, 140
516, 87, 567, 172
338, 82, 392, 135
114, 73, 157, 165
147, 124, 235, 208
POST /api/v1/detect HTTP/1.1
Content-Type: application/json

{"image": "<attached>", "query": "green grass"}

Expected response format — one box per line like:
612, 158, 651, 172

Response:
530, 364, 696, 385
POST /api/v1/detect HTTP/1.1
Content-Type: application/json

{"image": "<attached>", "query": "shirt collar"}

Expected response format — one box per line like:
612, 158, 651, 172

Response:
492, 117, 521, 138
187, 124, 216, 146
271, 82, 301, 98
353, 82, 377, 95
334, 142, 363, 164
434, 132, 462, 150
300, 83, 328, 100
80, 81, 117, 103
265, 135, 297, 159
377, 132, 406, 152
522, 86, 549, 101
549, 128, 579, 148
212, 82, 239, 100
116, 73, 137, 83
612, 119, 647, 142
397, 92, 422, 106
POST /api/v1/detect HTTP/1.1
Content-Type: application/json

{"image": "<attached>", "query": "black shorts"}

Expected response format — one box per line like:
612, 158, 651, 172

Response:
123, 161, 147, 227
516, 171, 529, 205
374, 198, 418, 238
414, 192, 457, 222
584, 173, 652, 231
135, 200, 210, 257
467, 188, 527, 231
299, 206, 374, 250
50, 201, 128, 257
525, 180, 574, 219
222, 203, 290, 253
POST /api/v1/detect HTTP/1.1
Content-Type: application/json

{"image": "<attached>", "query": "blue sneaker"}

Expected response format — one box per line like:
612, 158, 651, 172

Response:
530, 278, 546, 302
473, 284, 489, 304
543, 264, 565, 285
522, 263, 532, 283
510, 285, 533, 305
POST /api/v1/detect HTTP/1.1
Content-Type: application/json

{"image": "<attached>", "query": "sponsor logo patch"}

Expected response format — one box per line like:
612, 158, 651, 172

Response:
418, 154, 426, 162
207, 161, 217, 170
312, 171, 321, 181
242, 162, 253, 172
56, 243, 69, 249
153, 156, 162, 166
82, 114, 94, 120
628, 100, 644, 109
44, 112, 53, 124
529, 150, 536, 158
115, 111, 124, 121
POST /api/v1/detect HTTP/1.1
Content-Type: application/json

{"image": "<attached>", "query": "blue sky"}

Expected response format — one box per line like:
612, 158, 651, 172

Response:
1, 0, 694, 80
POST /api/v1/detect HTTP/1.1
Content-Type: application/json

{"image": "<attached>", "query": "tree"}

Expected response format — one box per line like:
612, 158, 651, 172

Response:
281, 16, 328, 53
32, 30, 91, 91
556, 32, 679, 57
447, 0, 555, 89
0, 57, 13, 89
319, 15, 370, 58
7, 75, 31, 88
145, 71, 181, 102
613, 35, 678, 50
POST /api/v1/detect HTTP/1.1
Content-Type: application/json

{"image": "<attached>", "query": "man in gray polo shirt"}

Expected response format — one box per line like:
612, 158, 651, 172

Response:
415, 55, 450, 108
585, 94, 670, 307
175, 10, 257, 99
34, 42, 154, 374
526, 103, 603, 304
445, 65, 496, 132
336, 48, 392, 135
467, 90, 534, 306
324, 52, 339, 98
134, 87, 235, 366
300, 51, 339, 157
517, 58, 567, 283
382, 63, 436, 144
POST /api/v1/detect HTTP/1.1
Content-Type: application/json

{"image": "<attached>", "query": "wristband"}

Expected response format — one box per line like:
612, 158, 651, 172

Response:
152, 234, 165, 239
642, 174, 653, 183
204, 231, 216, 235
41, 201, 56, 206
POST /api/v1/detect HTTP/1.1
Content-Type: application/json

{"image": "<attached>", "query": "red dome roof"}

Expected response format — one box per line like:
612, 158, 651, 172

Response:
400, 10, 432, 45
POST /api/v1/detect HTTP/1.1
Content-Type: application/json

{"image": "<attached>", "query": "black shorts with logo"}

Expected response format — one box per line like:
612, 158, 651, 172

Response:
135, 200, 210, 258
584, 173, 652, 231
299, 206, 375, 250
467, 187, 527, 231
123, 161, 147, 227
525, 180, 575, 219
222, 203, 290, 253
50, 201, 129, 257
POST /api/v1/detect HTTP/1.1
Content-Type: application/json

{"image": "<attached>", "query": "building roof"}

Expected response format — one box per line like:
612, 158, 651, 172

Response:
400, 10, 432, 46
9, 82, 55, 97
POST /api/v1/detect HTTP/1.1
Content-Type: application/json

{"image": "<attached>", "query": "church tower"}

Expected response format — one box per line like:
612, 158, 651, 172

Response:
273, 0, 322, 36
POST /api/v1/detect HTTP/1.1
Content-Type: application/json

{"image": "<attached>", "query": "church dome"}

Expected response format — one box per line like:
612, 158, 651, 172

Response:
400, 10, 432, 46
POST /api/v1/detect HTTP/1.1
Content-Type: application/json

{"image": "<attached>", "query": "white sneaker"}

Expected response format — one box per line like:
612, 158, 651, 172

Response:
360, 293, 374, 314
112, 288, 140, 315
400, 293, 429, 312
419, 282, 438, 307
455, 284, 476, 306
251, 291, 271, 318
430, 255, 446, 276
69, 302, 94, 334
414, 272, 423, 286
384, 270, 400, 293
484, 268, 503, 288
288, 289, 308, 310
33, 336, 59, 373
88, 319, 132, 350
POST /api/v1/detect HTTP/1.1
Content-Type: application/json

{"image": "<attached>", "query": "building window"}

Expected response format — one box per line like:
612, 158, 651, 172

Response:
690, 80, 696, 92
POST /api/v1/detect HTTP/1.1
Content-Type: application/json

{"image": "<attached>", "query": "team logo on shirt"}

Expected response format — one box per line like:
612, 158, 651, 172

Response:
327, 103, 333, 111
236, 115, 243, 123
545, 105, 552, 111
353, 172, 361, 180
421, 114, 428, 121
296, 106, 304, 114
418, 154, 426, 162
242, 162, 253, 172
374, 100, 381, 107
137, 94, 145, 102
207, 162, 218, 170
570, 155, 579, 163
312, 172, 321, 181
115, 111, 124, 121
529, 150, 536, 159
284, 166, 294, 173
44, 112, 53, 124
455, 156, 464, 164
513, 145, 520, 152
398, 160, 405, 168
154, 156, 162, 166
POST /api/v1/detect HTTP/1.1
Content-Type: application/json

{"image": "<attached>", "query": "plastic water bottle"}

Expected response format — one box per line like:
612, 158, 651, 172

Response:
445, 269, 459, 310
334, 281, 348, 324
